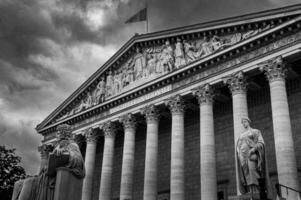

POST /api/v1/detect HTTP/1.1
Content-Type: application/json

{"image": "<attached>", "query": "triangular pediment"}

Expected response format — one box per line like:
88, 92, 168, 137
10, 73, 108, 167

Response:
36, 4, 301, 134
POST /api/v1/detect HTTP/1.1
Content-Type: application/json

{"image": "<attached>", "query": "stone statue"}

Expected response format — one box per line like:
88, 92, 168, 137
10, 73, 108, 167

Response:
147, 53, 157, 76
174, 38, 186, 68
160, 40, 174, 73
12, 124, 85, 200
133, 47, 146, 80
236, 117, 269, 195
94, 77, 106, 104
106, 71, 114, 97
184, 40, 197, 63
201, 36, 213, 56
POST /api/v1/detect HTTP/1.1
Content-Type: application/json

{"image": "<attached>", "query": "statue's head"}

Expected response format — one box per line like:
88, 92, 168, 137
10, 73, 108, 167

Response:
241, 117, 251, 128
56, 124, 72, 141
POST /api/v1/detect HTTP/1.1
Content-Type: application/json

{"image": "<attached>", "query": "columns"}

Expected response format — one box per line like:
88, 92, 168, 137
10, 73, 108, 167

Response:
119, 113, 137, 200
193, 84, 217, 200
260, 57, 300, 199
165, 95, 185, 200
224, 71, 248, 194
37, 144, 52, 172
99, 121, 117, 200
82, 128, 98, 200
142, 105, 160, 200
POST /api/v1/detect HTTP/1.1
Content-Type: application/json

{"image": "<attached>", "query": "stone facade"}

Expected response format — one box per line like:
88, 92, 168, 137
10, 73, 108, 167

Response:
36, 4, 301, 200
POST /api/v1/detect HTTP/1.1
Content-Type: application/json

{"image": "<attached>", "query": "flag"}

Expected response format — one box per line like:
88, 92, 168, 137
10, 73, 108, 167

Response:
125, 7, 147, 24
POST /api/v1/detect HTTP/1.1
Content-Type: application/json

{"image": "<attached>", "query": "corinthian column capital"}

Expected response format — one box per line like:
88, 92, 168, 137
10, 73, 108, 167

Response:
165, 95, 185, 114
102, 121, 117, 138
120, 113, 137, 130
223, 71, 247, 95
192, 84, 214, 105
85, 128, 98, 143
259, 56, 287, 82
141, 104, 160, 123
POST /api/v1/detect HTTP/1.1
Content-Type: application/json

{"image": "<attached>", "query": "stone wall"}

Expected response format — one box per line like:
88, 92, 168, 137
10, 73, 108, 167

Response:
91, 77, 301, 200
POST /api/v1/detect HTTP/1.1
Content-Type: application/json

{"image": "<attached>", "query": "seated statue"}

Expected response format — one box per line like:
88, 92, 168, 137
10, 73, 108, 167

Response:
236, 117, 270, 196
12, 124, 85, 200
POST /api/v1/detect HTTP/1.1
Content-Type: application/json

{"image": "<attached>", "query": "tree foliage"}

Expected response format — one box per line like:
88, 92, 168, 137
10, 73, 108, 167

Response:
0, 146, 26, 200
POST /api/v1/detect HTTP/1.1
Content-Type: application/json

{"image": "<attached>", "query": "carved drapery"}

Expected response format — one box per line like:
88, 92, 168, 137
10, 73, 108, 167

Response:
223, 71, 247, 95
259, 56, 287, 82
165, 95, 185, 114
192, 84, 214, 104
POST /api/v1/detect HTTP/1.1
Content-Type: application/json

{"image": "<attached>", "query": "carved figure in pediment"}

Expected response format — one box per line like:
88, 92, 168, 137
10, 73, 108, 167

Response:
105, 71, 114, 97
78, 92, 93, 112
147, 53, 157, 76
113, 71, 122, 94
201, 36, 214, 56
133, 47, 146, 80
184, 40, 198, 63
94, 77, 106, 104
174, 38, 186, 69
242, 29, 259, 40
160, 40, 174, 73
211, 35, 223, 51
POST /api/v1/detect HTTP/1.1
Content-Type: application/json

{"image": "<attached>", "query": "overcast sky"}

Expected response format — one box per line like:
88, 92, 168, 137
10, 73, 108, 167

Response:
0, 0, 300, 175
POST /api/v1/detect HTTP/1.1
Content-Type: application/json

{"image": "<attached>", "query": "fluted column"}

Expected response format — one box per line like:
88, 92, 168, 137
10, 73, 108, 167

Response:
193, 84, 217, 200
224, 71, 248, 194
82, 128, 98, 200
119, 113, 137, 200
99, 121, 117, 200
260, 57, 300, 200
142, 105, 160, 200
38, 144, 52, 172
165, 95, 185, 200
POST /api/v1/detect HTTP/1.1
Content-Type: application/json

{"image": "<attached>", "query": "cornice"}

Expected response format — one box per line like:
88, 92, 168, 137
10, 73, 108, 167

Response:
37, 4, 301, 134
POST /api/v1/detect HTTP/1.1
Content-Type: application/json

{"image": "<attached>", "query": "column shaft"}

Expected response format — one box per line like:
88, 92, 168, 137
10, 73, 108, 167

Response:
261, 57, 300, 200
166, 95, 185, 200
120, 114, 136, 200
270, 80, 299, 199
82, 130, 97, 200
224, 71, 248, 195
142, 105, 159, 200
193, 84, 217, 200
171, 113, 185, 200
99, 122, 116, 200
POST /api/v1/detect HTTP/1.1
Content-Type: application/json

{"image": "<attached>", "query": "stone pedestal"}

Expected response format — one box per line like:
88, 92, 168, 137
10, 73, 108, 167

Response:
142, 105, 160, 200
166, 95, 185, 200
228, 193, 260, 200
54, 168, 83, 200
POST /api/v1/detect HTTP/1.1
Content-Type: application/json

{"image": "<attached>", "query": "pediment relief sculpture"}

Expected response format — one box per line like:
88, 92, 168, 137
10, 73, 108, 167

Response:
56, 24, 271, 122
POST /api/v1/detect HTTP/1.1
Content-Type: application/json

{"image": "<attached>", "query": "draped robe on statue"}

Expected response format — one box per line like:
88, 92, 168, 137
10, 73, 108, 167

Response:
13, 141, 85, 200
236, 128, 270, 195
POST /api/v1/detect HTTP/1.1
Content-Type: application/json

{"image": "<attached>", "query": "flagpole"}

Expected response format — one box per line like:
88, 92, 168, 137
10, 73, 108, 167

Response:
146, 1, 148, 33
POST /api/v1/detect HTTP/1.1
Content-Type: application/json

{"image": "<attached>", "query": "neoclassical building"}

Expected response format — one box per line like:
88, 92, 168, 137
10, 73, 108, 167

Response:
36, 4, 301, 200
